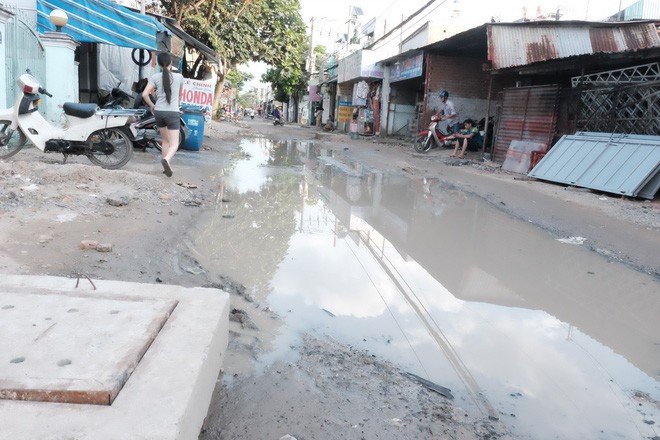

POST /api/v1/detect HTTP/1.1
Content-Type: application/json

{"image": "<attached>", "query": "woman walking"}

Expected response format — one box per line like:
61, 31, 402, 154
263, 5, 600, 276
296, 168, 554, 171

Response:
142, 52, 184, 177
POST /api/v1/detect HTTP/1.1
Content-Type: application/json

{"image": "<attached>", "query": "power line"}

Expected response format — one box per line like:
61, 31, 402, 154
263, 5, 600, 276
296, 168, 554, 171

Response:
372, 0, 406, 22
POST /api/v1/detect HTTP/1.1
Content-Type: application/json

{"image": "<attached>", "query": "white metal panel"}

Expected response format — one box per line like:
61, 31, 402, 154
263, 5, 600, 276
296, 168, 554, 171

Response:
529, 133, 660, 199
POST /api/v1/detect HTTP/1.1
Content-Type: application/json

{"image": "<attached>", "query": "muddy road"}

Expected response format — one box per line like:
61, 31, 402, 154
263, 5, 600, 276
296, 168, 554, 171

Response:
0, 117, 658, 439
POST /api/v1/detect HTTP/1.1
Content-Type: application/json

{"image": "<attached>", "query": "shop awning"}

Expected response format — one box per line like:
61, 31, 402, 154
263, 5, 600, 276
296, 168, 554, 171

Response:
36, 0, 165, 50
159, 19, 218, 64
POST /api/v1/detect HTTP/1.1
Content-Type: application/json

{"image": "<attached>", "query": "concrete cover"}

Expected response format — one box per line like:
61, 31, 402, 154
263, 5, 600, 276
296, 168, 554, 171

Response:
0, 275, 229, 440
1, 290, 177, 405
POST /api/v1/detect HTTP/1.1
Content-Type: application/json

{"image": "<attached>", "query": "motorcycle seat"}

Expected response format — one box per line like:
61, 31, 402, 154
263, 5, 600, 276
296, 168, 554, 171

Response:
63, 102, 99, 118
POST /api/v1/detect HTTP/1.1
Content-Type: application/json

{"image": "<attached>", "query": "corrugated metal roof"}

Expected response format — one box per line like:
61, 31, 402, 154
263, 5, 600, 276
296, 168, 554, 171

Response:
488, 22, 660, 70
528, 132, 660, 199
621, 0, 660, 20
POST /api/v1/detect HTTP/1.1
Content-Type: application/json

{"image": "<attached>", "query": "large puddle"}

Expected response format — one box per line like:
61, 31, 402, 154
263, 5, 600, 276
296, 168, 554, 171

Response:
189, 138, 660, 439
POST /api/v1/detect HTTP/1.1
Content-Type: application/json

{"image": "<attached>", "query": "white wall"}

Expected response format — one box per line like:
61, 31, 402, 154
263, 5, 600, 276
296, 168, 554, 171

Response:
42, 32, 78, 124
3, 0, 35, 9
0, 13, 9, 107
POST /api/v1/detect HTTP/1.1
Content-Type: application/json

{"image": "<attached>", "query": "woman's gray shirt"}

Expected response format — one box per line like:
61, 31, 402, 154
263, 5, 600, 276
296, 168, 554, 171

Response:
148, 71, 184, 112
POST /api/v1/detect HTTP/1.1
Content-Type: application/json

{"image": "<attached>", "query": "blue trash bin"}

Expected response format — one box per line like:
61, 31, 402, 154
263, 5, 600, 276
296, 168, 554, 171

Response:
181, 109, 205, 151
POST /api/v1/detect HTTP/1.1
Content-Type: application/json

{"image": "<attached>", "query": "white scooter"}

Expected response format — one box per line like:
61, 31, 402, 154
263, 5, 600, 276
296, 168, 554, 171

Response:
0, 73, 141, 169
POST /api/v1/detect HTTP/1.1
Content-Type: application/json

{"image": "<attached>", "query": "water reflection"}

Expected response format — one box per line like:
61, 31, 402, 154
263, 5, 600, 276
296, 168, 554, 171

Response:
190, 138, 660, 439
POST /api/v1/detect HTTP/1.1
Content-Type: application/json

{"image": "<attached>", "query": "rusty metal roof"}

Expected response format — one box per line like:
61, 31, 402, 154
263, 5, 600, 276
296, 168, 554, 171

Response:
488, 21, 660, 70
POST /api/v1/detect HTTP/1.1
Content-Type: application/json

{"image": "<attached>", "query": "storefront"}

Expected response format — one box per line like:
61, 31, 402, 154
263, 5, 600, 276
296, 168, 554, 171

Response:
383, 52, 425, 137
336, 49, 383, 135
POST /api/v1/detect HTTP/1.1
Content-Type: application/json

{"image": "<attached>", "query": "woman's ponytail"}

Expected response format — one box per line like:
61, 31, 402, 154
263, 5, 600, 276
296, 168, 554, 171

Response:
156, 52, 173, 104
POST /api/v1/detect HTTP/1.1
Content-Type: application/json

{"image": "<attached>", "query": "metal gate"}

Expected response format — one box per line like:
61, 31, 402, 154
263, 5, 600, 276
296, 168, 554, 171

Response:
572, 63, 660, 135
5, 6, 46, 106
491, 85, 560, 163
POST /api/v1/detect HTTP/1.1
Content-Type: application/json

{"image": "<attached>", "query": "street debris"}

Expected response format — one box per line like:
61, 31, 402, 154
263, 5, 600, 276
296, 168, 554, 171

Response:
229, 308, 259, 330
106, 191, 131, 206
79, 240, 98, 250
402, 371, 454, 399
557, 236, 587, 245
322, 308, 335, 317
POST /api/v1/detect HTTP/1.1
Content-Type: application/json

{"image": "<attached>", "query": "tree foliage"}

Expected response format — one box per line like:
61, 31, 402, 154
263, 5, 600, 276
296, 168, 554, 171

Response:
262, 64, 306, 103
313, 45, 326, 72
226, 68, 254, 92
159, 0, 306, 71
158, 0, 308, 110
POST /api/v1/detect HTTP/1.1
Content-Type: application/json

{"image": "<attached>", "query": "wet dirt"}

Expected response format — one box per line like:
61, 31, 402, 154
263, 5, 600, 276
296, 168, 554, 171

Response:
0, 117, 658, 440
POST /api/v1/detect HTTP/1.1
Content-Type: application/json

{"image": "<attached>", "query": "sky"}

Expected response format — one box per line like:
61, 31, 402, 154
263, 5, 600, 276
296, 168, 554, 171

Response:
300, 0, 376, 22
299, 0, 635, 23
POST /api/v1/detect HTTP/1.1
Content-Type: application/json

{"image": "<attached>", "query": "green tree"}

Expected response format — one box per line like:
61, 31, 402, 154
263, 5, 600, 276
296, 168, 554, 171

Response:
237, 91, 257, 109
262, 62, 307, 119
226, 68, 254, 92
158, 0, 308, 114
313, 45, 326, 73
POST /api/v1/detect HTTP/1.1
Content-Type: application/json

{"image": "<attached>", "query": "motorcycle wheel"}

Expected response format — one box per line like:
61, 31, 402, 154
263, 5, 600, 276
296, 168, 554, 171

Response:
0, 120, 27, 159
414, 134, 433, 153
86, 128, 133, 169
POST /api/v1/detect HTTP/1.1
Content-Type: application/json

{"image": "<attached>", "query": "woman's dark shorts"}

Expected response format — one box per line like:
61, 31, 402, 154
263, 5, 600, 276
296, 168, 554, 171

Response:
154, 110, 180, 130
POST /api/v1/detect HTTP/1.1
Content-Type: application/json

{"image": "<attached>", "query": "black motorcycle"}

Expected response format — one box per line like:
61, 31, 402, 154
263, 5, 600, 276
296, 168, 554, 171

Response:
132, 112, 186, 152
100, 86, 186, 151
100, 84, 132, 109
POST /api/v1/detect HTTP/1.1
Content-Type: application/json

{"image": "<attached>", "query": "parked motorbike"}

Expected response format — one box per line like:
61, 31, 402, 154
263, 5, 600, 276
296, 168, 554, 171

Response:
0, 73, 140, 169
99, 90, 186, 152
100, 83, 131, 109
414, 114, 454, 153
132, 113, 186, 152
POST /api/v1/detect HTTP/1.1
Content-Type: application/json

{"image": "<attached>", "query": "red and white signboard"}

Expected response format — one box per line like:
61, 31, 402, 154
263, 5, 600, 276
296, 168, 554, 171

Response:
179, 78, 215, 121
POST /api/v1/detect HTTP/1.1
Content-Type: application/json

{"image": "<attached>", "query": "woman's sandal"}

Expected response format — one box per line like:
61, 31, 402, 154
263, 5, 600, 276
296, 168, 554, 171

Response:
161, 159, 173, 177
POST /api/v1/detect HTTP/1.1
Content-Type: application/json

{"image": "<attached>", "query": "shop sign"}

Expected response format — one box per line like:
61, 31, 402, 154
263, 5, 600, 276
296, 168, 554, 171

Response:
360, 50, 384, 79
180, 78, 216, 120
338, 101, 353, 123
338, 50, 384, 82
390, 53, 423, 82
338, 51, 361, 82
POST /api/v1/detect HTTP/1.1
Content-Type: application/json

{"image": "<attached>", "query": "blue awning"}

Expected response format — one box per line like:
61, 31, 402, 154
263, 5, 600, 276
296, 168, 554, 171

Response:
37, 0, 164, 50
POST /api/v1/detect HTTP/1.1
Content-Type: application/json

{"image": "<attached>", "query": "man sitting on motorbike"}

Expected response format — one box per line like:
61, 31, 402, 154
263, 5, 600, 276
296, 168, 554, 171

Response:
435, 90, 461, 134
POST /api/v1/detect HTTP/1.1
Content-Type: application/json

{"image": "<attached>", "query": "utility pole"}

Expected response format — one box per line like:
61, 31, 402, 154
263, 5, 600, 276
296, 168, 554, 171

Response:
139, 0, 146, 80
346, 6, 352, 49
308, 17, 315, 74
584, 0, 589, 20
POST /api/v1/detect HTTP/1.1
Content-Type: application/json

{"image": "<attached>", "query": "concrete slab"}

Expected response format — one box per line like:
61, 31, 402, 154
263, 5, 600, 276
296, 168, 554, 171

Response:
0, 275, 229, 440
1, 290, 177, 405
